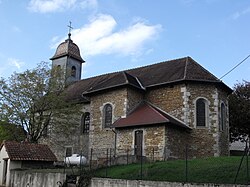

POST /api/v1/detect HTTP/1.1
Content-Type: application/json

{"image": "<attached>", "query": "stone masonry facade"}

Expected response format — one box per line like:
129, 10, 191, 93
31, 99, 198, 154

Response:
43, 81, 229, 162
85, 82, 229, 162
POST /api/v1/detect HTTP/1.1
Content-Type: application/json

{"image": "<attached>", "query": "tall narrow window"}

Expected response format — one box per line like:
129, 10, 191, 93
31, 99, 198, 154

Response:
71, 66, 76, 77
104, 104, 112, 128
196, 98, 207, 127
220, 103, 226, 131
81, 112, 90, 134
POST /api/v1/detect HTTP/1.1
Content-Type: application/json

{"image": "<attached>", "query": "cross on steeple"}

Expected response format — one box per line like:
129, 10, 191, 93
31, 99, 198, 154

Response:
67, 21, 73, 39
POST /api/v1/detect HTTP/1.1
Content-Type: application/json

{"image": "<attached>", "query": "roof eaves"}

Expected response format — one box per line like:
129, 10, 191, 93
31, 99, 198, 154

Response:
82, 81, 145, 96
114, 121, 168, 128
145, 79, 185, 88
82, 83, 129, 95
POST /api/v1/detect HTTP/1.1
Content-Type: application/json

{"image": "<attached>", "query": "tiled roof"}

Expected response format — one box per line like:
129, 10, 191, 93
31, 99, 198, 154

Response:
64, 56, 231, 102
113, 102, 191, 129
50, 38, 85, 63
1, 141, 57, 161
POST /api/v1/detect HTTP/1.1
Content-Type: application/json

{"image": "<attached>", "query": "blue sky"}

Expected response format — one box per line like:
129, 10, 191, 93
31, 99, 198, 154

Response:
0, 0, 249, 88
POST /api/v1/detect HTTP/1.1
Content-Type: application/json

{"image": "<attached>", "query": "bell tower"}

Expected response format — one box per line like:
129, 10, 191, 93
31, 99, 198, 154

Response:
50, 22, 85, 86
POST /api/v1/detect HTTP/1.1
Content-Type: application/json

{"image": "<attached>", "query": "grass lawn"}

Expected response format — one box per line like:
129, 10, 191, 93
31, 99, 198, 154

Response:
94, 156, 250, 185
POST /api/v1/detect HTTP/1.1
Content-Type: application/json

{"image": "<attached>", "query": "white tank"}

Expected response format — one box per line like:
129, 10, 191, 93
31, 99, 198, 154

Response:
64, 154, 87, 166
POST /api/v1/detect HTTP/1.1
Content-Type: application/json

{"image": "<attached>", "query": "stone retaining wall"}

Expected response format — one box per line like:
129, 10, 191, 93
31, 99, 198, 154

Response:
10, 170, 65, 187
91, 178, 247, 187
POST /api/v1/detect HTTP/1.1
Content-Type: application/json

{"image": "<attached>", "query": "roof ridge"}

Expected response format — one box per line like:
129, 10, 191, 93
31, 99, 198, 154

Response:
145, 102, 168, 120
184, 56, 189, 79
187, 58, 219, 81
122, 71, 129, 84
78, 56, 188, 83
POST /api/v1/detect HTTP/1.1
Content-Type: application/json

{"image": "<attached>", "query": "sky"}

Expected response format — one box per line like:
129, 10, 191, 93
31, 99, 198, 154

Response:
0, 0, 249, 88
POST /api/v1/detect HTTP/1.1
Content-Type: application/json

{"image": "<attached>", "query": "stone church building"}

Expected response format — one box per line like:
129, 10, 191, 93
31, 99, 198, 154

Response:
42, 33, 232, 162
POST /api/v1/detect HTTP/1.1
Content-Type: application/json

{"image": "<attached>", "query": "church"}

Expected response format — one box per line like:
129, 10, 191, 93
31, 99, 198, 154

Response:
42, 32, 232, 163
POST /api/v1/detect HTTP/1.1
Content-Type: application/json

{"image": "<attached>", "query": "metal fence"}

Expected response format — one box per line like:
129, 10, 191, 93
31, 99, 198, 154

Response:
86, 144, 250, 185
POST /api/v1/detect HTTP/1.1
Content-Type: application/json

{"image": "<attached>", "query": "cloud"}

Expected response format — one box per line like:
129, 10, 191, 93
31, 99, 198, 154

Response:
80, 0, 98, 10
27, 0, 98, 13
52, 14, 162, 57
27, 0, 78, 13
232, 7, 250, 20
0, 57, 25, 78
7, 58, 25, 70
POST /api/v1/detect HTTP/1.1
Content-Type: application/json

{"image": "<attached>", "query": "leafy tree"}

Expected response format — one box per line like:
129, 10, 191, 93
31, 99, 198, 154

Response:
0, 121, 26, 143
0, 62, 78, 143
229, 81, 250, 142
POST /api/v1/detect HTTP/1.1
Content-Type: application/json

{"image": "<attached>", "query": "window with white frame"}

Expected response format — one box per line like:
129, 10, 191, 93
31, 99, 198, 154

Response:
81, 112, 90, 134
103, 104, 112, 128
196, 98, 208, 127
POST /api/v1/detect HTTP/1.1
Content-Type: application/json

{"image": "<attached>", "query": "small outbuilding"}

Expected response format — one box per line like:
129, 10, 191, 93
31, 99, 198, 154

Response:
0, 140, 57, 187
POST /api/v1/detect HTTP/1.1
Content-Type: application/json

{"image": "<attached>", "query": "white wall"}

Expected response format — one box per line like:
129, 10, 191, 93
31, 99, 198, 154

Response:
0, 145, 22, 187
0, 145, 9, 185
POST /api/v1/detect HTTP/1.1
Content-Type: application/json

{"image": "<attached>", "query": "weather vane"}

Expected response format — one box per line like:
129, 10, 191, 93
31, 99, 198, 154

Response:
67, 21, 73, 39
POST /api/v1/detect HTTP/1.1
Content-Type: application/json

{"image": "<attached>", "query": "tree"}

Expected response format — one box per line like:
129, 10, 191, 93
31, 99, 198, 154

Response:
0, 62, 78, 143
229, 81, 250, 142
0, 121, 26, 144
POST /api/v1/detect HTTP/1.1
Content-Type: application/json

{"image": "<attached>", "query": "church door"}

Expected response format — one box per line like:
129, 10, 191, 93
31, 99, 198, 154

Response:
134, 130, 143, 158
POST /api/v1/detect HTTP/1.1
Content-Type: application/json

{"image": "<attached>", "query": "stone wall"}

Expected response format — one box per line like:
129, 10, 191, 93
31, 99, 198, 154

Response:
126, 88, 144, 115
40, 104, 90, 161
116, 125, 165, 160
165, 126, 190, 159
145, 84, 184, 119
42, 80, 229, 163
91, 178, 244, 187
186, 83, 229, 157
89, 88, 128, 160
10, 170, 65, 187
144, 82, 229, 158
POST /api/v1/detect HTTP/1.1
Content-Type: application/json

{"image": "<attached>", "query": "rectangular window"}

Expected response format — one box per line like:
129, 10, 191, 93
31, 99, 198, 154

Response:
65, 147, 73, 157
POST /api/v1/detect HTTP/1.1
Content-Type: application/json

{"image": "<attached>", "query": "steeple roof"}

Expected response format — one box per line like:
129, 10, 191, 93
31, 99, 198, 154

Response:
50, 34, 85, 63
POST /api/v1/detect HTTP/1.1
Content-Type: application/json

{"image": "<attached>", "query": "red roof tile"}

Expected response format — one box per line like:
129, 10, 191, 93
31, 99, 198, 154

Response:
113, 102, 191, 129
1, 141, 57, 161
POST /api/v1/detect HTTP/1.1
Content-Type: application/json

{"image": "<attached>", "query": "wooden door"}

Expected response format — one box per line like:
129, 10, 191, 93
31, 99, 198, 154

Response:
134, 130, 143, 157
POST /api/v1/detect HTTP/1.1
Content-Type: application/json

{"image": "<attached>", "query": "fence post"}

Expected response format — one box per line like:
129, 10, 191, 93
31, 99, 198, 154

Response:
185, 144, 188, 182
127, 149, 129, 165
246, 140, 249, 184
140, 144, 143, 180
152, 147, 154, 162
109, 148, 112, 166
234, 143, 248, 184
106, 148, 109, 177
89, 148, 93, 170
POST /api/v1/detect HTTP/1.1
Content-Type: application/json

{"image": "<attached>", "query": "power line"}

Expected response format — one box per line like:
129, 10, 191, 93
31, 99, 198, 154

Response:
220, 54, 250, 80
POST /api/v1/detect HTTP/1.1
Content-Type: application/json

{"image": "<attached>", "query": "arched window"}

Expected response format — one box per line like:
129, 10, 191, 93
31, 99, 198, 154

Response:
103, 104, 112, 128
81, 112, 90, 134
220, 103, 226, 131
71, 66, 76, 77
196, 98, 207, 127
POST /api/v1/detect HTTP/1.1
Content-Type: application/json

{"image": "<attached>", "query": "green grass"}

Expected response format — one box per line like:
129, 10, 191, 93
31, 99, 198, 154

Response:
94, 156, 250, 184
